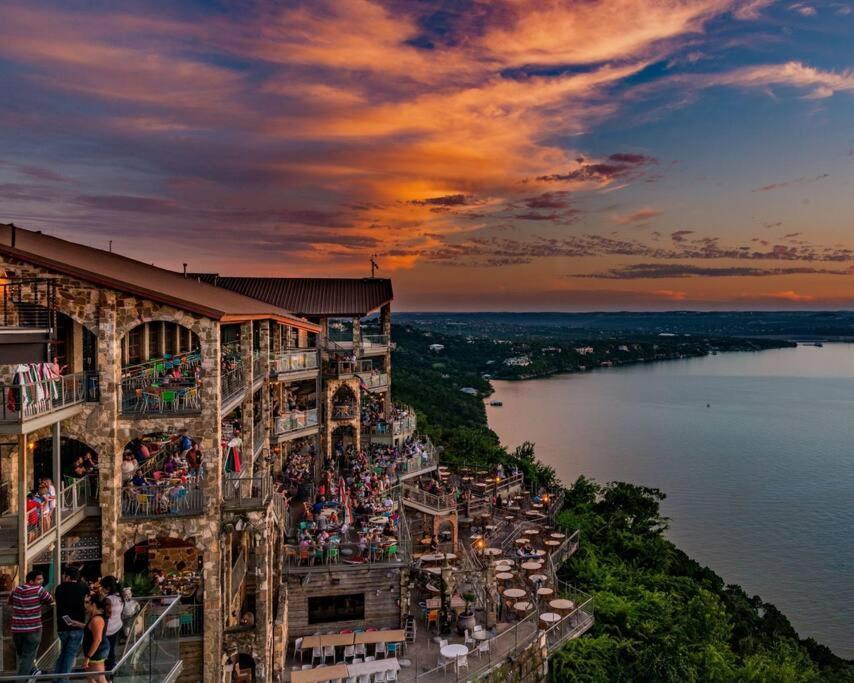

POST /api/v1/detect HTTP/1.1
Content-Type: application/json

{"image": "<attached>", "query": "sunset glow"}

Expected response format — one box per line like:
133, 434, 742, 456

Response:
1, 0, 852, 310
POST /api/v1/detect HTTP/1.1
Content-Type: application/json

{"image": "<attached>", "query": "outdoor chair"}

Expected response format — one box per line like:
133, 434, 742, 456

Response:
375, 642, 386, 659
385, 642, 399, 658
354, 643, 366, 659
477, 640, 490, 657
456, 654, 469, 672
323, 644, 335, 664
311, 647, 323, 665
343, 645, 355, 662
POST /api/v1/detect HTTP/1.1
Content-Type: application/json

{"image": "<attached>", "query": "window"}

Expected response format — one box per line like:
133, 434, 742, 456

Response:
308, 594, 365, 624
165, 322, 177, 355
148, 323, 160, 358
127, 327, 143, 365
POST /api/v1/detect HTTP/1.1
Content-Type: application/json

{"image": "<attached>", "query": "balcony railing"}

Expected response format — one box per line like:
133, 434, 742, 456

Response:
361, 333, 389, 349
231, 548, 247, 599
223, 472, 272, 509
271, 349, 318, 376
332, 403, 356, 420
274, 408, 318, 435
120, 377, 200, 416
221, 364, 246, 405
402, 484, 457, 513
253, 420, 265, 456
252, 353, 263, 383
26, 476, 92, 547
0, 596, 186, 682
121, 485, 204, 518
357, 371, 389, 391
0, 371, 88, 424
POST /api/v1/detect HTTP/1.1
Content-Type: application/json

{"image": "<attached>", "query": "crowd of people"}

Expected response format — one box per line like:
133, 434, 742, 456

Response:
8, 567, 142, 682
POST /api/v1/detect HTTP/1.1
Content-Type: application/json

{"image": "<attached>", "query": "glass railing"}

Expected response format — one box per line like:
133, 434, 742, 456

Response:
0, 596, 185, 682
362, 333, 389, 348
357, 371, 389, 390
271, 349, 318, 376
274, 408, 318, 435
26, 476, 93, 547
0, 371, 89, 423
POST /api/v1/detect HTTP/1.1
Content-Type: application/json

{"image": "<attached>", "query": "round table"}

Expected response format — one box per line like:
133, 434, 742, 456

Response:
423, 567, 442, 575
513, 601, 533, 615
524, 510, 543, 518
484, 525, 497, 534
549, 599, 575, 615
472, 630, 490, 641
369, 516, 388, 525
470, 534, 483, 543
496, 572, 514, 582
529, 574, 548, 584
532, 503, 544, 510
422, 553, 457, 563
483, 547, 502, 557
536, 587, 554, 599
514, 538, 528, 546
523, 529, 539, 537
441, 644, 469, 661
503, 588, 526, 600
494, 562, 513, 571
539, 612, 561, 627
544, 540, 560, 551
550, 532, 566, 540
530, 549, 546, 558
521, 561, 543, 574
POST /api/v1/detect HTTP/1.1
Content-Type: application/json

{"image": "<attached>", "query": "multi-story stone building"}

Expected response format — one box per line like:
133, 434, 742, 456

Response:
0, 223, 323, 681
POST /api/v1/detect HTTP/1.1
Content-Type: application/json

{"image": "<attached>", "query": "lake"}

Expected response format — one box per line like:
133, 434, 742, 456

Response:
486, 344, 854, 657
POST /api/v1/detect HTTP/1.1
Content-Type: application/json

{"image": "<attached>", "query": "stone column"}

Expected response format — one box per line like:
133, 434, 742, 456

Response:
259, 321, 270, 464
240, 322, 254, 474
253, 520, 274, 681
97, 290, 121, 577
351, 317, 361, 360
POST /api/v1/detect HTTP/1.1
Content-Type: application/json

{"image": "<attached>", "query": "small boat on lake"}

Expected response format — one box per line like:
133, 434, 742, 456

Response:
489, 400, 503, 407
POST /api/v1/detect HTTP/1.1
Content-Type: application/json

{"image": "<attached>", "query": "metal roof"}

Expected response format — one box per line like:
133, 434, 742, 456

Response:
0, 224, 317, 329
192, 275, 393, 318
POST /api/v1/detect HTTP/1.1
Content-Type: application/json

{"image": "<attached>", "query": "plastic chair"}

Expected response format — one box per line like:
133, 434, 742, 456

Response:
294, 637, 304, 662
456, 654, 469, 672
311, 647, 323, 666
160, 390, 177, 411
375, 642, 386, 659
464, 629, 475, 647
477, 640, 490, 657
323, 644, 335, 664
386, 642, 398, 658
386, 669, 398, 682
343, 645, 355, 663
426, 610, 439, 632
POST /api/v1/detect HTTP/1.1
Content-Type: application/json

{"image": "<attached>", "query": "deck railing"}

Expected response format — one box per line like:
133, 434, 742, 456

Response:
223, 472, 272, 508
402, 484, 457, 513
26, 476, 92, 547
231, 548, 247, 598
221, 364, 246, 405
0, 596, 185, 682
361, 333, 389, 349
357, 371, 389, 391
120, 485, 204, 518
0, 371, 88, 423
274, 408, 318, 435
271, 349, 318, 376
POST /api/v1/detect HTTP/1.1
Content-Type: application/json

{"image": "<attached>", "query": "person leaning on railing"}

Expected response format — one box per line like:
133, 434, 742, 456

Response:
9, 569, 55, 677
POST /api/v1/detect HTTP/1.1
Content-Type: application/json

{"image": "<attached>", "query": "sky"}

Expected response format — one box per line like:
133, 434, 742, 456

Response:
0, 0, 853, 311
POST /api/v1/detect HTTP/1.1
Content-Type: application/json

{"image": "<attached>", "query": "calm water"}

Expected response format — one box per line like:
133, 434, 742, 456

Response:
486, 344, 854, 657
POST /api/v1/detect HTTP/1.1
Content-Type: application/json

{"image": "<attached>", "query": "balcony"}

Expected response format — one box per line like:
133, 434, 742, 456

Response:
402, 484, 457, 515
253, 420, 265, 457
357, 370, 389, 392
360, 333, 389, 356
121, 484, 204, 519
271, 349, 319, 382
272, 408, 319, 442
0, 371, 90, 434
121, 377, 200, 417
0, 475, 98, 566
223, 472, 272, 510
252, 353, 264, 388
221, 364, 247, 414
331, 403, 357, 421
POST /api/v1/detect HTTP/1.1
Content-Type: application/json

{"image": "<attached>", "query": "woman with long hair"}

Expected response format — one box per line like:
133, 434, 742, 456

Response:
99, 576, 123, 672
82, 593, 109, 683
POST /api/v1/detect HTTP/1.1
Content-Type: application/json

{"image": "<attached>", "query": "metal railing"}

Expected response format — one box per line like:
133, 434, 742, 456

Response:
120, 350, 201, 384
25, 476, 92, 547
231, 548, 247, 598
332, 403, 356, 420
120, 485, 204, 518
0, 596, 185, 681
402, 484, 457, 513
252, 352, 263, 383
0, 371, 88, 423
271, 349, 318, 376
274, 408, 318, 435
0, 279, 56, 330
120, 377, 200, 415
253, 420, 265, 455
223, 472, 272, 508
221, 364, 246, 405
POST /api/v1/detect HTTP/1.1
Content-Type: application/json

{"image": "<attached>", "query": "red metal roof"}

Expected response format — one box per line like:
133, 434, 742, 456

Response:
193, 276, 393, 318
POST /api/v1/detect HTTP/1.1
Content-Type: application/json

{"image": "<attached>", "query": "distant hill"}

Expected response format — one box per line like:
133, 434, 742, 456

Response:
395, 311, 854, 340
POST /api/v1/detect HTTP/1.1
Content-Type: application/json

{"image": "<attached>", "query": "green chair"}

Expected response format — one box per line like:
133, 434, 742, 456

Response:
326, 546, 340, 564
160, 390, 177, 412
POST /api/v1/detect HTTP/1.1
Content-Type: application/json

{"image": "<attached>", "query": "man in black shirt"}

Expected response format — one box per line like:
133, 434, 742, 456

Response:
53, 567, 88, 683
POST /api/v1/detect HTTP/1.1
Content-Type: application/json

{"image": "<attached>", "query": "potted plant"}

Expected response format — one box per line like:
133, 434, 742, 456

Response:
457, 591, 477, 635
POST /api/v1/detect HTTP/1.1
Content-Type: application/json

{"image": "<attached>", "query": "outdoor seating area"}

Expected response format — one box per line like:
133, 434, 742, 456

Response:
289, 628, 405, 683
121, 350, 202, 415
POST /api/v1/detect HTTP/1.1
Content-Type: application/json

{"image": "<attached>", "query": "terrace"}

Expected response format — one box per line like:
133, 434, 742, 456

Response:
273, 408, 320, 442
272, 348, 320, 381
0, 371, 90, 434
